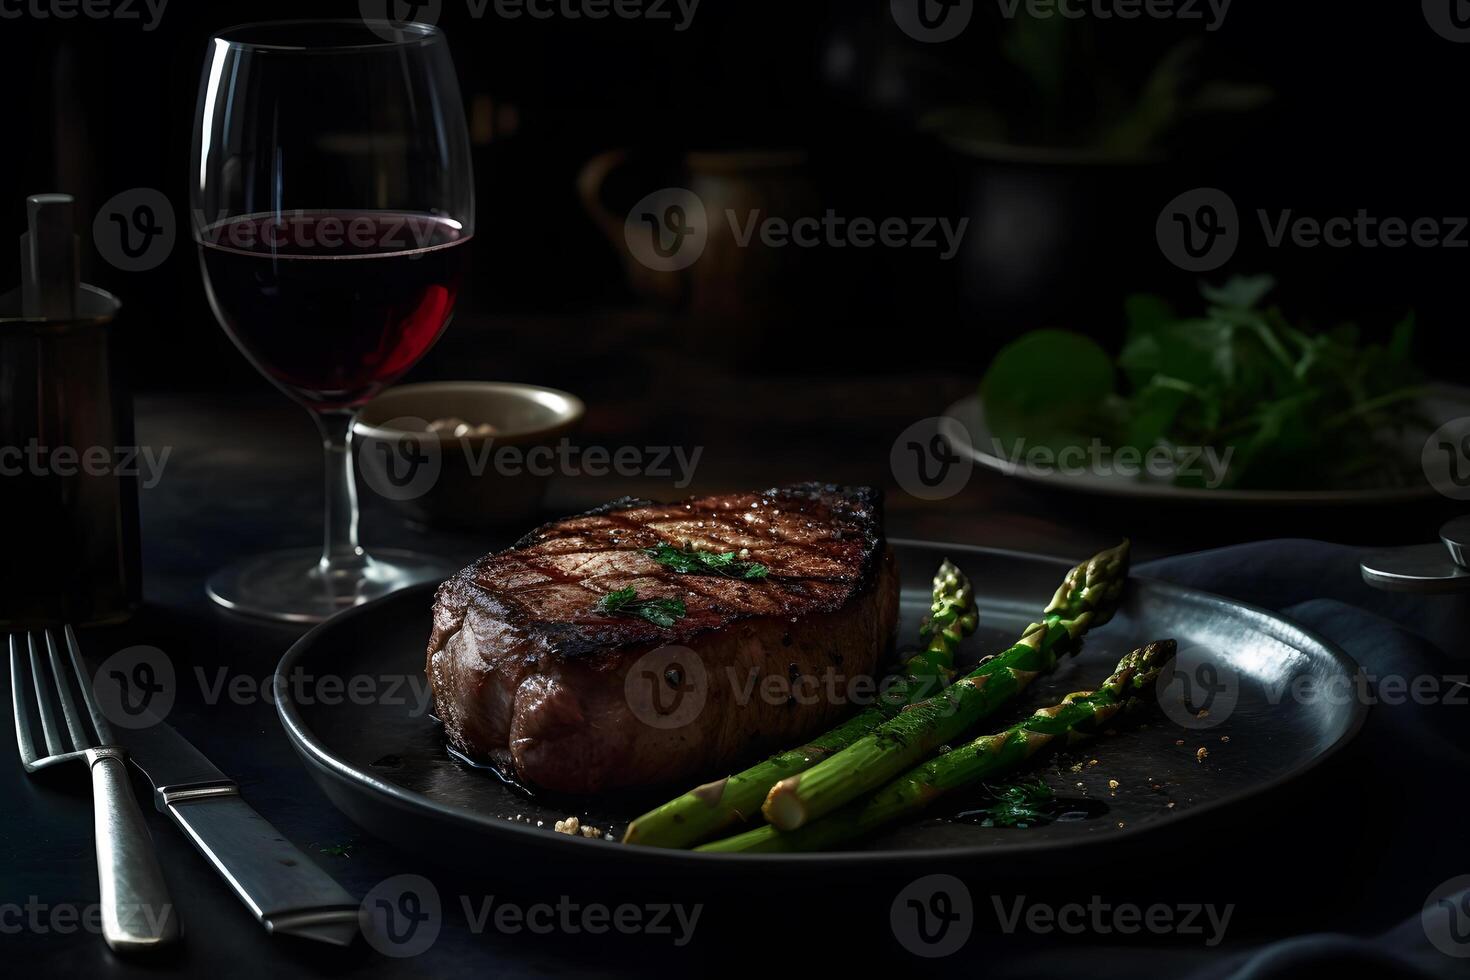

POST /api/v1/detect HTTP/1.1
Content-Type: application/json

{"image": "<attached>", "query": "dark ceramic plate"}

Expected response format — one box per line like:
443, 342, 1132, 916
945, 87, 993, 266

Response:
275, 540, 1365, 872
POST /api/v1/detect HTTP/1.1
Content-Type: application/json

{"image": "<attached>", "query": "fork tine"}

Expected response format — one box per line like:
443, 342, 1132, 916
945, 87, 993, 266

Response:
63, 625, 115, 747
9, 634, 40, 767
26, 632, 69, 757
45, 629, 94, 751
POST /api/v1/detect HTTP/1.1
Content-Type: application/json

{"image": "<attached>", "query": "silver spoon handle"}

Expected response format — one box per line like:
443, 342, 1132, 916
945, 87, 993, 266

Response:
88, 749, 180, 951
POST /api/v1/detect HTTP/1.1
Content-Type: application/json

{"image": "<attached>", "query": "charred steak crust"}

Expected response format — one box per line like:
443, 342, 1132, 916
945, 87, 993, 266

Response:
426, 483, 898, 793
453, 482, 884, 659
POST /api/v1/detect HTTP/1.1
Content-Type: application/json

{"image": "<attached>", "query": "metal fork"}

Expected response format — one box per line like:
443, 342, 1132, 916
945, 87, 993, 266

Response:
10, 626, 180, 951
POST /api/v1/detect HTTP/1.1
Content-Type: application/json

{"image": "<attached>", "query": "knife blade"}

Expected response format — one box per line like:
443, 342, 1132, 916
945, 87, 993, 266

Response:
121, 711, 360, 946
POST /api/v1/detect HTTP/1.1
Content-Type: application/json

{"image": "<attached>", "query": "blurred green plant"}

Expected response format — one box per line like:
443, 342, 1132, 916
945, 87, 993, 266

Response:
921, 17, 1270, 160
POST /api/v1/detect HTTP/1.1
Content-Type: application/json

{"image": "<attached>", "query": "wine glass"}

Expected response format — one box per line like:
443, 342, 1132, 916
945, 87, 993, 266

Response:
190, 20, 474, 622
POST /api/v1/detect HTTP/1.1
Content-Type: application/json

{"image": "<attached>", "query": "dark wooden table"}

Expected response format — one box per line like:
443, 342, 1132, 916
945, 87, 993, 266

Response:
5, 311, 1449, 977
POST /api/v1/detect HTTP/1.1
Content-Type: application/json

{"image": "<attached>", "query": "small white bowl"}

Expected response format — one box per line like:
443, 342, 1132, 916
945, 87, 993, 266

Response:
355, 381, 585, 529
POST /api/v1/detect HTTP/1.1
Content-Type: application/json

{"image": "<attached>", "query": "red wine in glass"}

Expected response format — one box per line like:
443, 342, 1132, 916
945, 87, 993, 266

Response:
200, 211, 470, 409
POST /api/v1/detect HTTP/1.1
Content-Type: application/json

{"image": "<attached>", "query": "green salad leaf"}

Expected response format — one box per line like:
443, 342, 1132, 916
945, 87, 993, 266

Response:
979, 328, 1115, 453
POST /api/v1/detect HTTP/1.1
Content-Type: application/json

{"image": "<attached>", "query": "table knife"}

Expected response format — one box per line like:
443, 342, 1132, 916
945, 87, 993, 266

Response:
122, 713, 360, 946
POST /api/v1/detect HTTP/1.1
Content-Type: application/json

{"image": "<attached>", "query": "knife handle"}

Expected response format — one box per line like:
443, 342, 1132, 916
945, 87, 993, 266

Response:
161, 789, 360, 943
88, 749, 181, 951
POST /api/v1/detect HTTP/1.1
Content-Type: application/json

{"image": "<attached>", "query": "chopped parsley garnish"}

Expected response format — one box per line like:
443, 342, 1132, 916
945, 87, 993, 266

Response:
643, 543, 769, 580
976, 779, 1054, 828
595, 587, 687, 628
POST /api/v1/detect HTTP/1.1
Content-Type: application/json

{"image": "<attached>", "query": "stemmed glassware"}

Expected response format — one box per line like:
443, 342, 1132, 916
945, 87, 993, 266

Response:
191, 20, 474, 621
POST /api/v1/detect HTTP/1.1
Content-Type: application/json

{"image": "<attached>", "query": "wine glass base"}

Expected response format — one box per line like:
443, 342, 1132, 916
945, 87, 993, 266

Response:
206, 547, 453, 624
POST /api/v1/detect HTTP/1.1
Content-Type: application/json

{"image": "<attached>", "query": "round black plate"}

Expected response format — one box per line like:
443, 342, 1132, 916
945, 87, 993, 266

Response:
275, 540, 1365, 872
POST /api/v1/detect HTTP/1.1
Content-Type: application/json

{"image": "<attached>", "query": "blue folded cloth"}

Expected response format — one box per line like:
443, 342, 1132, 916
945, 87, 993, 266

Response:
1000, 539, 1470, 978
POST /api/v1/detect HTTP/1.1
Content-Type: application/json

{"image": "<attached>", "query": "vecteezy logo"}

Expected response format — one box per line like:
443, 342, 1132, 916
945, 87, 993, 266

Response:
1155, 645, 1239, 729
624, 645, 708, 730
360, 874, 442, 958
1422, 875, 1470, 957
890, 874, 972, 957
92, 645, 176, 729
624, 188, 708, 272
1423, 418, 1470, 501
890, 0, 974, 43
93, 188, 176, 272
1156, 188, 1239, 272
1424, 0, 1470, 42
360, 0, 443, 41
890, 417, 973, 501
357, 416, 443, 502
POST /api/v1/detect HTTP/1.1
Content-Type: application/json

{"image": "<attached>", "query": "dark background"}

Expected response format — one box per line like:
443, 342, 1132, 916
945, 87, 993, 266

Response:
4, 5, 1470, 978
2, 1, 1467, 393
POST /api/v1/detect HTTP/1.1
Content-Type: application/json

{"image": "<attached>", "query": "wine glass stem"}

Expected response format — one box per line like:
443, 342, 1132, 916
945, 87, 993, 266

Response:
314, 409, 366, 574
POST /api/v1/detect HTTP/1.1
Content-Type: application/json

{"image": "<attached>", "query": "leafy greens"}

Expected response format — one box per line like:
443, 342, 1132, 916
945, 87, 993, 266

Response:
979, 276, 1432, 490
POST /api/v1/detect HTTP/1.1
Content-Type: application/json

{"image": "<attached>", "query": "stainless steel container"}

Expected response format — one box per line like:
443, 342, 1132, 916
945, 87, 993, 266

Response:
0, 194, 141, 625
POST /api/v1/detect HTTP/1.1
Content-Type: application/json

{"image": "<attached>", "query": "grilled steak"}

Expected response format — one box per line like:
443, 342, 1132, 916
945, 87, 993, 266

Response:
426, 483, 899, 794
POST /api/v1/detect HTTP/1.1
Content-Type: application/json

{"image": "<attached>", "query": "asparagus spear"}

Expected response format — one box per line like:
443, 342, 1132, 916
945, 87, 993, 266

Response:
700, 639, 1173, 853
621, 559, 978, 849
761, 540, 1130, 831
906, 559, 979, 699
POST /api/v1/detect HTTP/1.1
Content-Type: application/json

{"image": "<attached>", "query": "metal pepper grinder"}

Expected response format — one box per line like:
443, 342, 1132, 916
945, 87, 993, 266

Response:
0, 193, 141, 625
